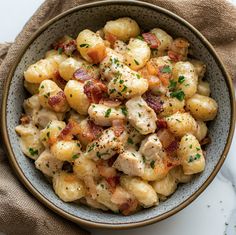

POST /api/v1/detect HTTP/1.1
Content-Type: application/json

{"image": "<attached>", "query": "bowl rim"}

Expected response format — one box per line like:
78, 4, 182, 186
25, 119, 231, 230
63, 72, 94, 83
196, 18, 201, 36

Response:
1, 0, 235, 230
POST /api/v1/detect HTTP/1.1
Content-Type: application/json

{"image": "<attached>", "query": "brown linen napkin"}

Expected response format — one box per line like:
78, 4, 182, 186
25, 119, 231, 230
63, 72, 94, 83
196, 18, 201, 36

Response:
0, 0, 235, 234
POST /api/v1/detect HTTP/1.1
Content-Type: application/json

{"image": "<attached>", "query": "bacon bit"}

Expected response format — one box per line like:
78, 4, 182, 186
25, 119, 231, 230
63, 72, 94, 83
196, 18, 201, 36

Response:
143, 92, 163, 114
165, 139, 179, 153
99, 98, 121, 107
105, 32, 118, 46
20, 114, 30, 125
97, 160, 117, 178
146, 61, 158, 76
87, 119, 103, 139
48, 90, 68, 112
73, 67, 93, 82
107, 155, 118, 167
87, 43, 107, 64
142, 32, 161, 49
58, 119, 80, 141
156, 119, 167, 129
106, 175, 120, 191
120, 199, 139, 215
157, 65, 172, 86
112, 119, 125, 137
168, 51, 182, 62
53, 37, 77, 56
84, 79, 108, 103
200, 136, 211, 146
156, 129, 176, 149
52, 71, 67, 89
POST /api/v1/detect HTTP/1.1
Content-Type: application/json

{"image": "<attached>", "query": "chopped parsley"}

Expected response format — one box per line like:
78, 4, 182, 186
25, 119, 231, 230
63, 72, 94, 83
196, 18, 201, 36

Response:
105, 108, 112, 117
109, 88, 116, 94
29, 148, 38, 156
40, 85, 44, 89
80, 43, 90, 48
127, 137, 134, 145
119, 79, 124, 84
150, 160, 155, 169
46, 132, 50, 138
121, 106, 128, 116
134, 59, 139, 65
88, 143, 95, 152
142, 156, 146, 163
189, 144, 192, 149
178, 75, 185, 84
188, 153, 201, 163
58, 47, 63, 55
168, 80, 177, 91
72, 154, 80, 160
136, 35, 144, 41
121, 85, 127, 93
161, 65, 171, 73
170, 90, 185, 101
136, 74, 141, 79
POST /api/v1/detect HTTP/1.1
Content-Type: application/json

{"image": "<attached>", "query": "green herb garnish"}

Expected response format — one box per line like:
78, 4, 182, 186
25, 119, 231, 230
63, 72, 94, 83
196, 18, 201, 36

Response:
105, 108, 112, 117
161, 65, 171, 73
121, 106, 128, 116
127, 137, 134, 145
58, 47, 63, 54
134, 59, 139, 65
29, 148, 38, 156
150, 160, 155, 169
168, 80, 177, 91
178, 75, 185, 84
80, 43, 90, 48
72, 154, 80, 160
170, 90, 185, 101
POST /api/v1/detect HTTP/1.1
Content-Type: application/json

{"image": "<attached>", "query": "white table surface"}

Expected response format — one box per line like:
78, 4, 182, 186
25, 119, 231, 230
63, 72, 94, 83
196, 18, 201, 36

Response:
0, 1, 236, 235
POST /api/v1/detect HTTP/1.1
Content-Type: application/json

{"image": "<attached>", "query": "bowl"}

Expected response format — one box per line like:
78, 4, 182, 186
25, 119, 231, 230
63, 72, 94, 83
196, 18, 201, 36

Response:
1, 0, 235, 229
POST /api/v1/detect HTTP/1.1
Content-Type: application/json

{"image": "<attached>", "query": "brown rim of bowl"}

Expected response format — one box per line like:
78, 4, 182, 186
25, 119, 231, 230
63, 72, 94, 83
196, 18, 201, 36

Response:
1, 0, 235, 230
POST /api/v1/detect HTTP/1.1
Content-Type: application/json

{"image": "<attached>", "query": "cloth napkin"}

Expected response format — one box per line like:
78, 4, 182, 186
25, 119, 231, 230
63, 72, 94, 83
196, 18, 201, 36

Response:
0, 0, 235, 235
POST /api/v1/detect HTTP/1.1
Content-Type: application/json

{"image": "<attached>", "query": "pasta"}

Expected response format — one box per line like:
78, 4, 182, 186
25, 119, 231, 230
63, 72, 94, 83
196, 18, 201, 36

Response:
15, 17, 218, 215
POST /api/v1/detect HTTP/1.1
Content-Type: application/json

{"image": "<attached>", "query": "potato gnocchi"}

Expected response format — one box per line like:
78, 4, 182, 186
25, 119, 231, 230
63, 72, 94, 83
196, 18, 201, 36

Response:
16, 17, 217, 215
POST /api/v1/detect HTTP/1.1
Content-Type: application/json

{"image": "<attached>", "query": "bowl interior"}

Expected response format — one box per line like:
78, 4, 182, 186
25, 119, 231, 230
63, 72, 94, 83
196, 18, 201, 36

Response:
5, 1, 232, 227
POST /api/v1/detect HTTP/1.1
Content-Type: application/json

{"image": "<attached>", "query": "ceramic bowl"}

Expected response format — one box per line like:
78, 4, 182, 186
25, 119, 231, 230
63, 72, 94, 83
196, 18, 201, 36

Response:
1, 0, 235, 229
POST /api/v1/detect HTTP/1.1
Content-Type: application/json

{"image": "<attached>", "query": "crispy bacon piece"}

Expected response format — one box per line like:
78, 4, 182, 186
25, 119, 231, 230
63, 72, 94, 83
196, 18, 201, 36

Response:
106, 175, 120, 191
73, 67, 93, 82
112, 119, 125, 137
143, 92, 163, 114
99, 98, 121, 107
165, 139, 179, 154
168, 51, 182, 62
53, 37, 77, 56
87, 119, 103, 139
48, 91, 68, 112
156, 129, 176, 149
97, 160, 117, 178
107, 155, 119, 167
119, 199, 139, 216
84, 79, 108, 103
105, 32, 118, 46
142, 32, 161, 49
156, 118, 167, 130
52, 71, 67, 89
87, 43, 107, 64
20, 114, 30, 125
200, 136, 211, 146
58, 119, 80, 141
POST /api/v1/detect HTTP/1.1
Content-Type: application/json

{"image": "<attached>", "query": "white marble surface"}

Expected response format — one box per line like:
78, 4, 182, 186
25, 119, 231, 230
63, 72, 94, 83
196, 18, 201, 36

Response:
0, 1, 235, 235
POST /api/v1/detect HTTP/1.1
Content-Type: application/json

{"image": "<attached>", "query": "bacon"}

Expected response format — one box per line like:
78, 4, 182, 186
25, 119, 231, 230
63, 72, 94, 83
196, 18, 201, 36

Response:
119, 199, 139, 216
97, 160, 117, 178
48, 91, 67, 112
87, 43, 107, 64
99, 98, 121, 107
107, 155, 118, 167
20, 114, 30, 125
52, 71, 67, 89
168, 51, 182, 62
165, 139, 179, 153
58, 119, 80, 141
105, 32, 118, 46
53, 38, 77, 56
200, 136, 211, 146
156, 129, 176, 149
143, 92, 163, 114
156, 118, 167, 130
142, 32, 161, 49
73, 67, 93, 82
106, 175, 120, 191
84, 79, 108, 103
87, 119, 103, 139
112, 119, 125, 137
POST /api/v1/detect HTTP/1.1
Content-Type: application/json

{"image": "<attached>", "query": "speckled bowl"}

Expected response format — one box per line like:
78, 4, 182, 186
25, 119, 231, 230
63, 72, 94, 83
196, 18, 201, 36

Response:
1, 0, 235, 229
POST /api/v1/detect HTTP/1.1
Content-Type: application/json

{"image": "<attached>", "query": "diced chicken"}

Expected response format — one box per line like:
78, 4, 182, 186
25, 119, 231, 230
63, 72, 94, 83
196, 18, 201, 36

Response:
126, 96, 157, 135
139, 134, 163, 162
85, 128, 128, 161
88, 103, 125, 126
35, 149, 63, 177
113, 149, 144, 176
125, 124, 144, 150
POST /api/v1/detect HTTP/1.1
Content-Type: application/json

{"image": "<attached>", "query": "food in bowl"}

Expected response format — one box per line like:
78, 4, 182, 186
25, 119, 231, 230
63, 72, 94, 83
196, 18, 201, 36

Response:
15, 17, 218, 215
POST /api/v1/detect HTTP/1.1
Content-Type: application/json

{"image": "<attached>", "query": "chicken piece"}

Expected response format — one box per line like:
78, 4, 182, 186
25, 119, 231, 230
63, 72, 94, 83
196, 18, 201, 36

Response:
35, 149, 63, 177
113, 149, 145, 177
139, 133, 163, 162
126, 96, 157, 135
85, 128, 128, 161
88, 103, 125, 126
23, 95, 41, 116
